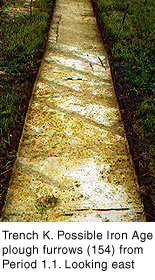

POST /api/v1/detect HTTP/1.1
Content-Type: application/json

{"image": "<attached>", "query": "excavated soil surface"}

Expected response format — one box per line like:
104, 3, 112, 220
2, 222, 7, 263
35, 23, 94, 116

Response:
1, 0, 146, 222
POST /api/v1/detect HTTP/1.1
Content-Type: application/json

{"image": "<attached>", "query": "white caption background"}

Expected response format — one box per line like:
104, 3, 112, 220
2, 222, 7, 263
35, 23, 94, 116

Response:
0, 222, 154, 279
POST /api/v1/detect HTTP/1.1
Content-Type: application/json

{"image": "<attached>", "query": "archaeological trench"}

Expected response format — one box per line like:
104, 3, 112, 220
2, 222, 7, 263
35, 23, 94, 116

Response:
1, 0, 145, 222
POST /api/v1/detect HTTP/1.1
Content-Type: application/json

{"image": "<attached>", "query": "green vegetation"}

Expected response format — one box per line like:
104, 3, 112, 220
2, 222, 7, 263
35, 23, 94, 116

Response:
92, 1, 155, 195
0, 0, 55, 208
1, 0, 55, 148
